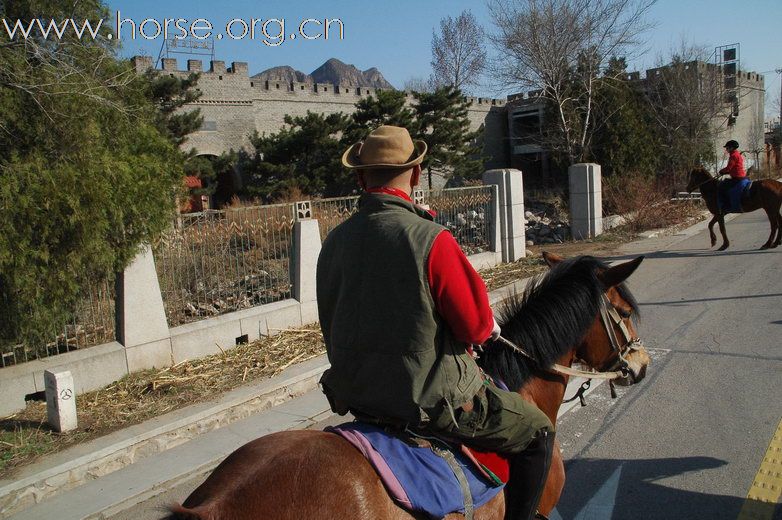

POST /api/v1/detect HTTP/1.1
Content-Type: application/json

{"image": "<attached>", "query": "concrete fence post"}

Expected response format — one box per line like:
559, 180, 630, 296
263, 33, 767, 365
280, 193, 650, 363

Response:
115, 245, 172, 371
45, 369, 77, 432
568, 163, 603, 239
293, 201, 322, 324
483, 168, 526, 262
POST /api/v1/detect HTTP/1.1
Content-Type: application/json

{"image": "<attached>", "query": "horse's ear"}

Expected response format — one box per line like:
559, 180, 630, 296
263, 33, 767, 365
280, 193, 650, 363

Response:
599, 256, 644, 287
542, 251, 564, 267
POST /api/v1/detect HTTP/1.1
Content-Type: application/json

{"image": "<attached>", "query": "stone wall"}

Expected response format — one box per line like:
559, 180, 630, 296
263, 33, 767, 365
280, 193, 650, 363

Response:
133, 56, 510, 170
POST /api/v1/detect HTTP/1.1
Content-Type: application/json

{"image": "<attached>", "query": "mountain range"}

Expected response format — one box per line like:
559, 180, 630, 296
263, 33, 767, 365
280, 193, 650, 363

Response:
252, 58, 393, 89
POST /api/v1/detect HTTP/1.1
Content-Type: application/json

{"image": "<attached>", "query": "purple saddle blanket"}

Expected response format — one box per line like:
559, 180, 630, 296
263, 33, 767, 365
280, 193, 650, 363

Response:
327, 422, 504, 519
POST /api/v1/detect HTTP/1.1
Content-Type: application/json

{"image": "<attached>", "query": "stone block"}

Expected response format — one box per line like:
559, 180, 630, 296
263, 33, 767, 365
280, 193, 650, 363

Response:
293, 219, 322, 303
161, 58, 177, 71
187, 59, 203, 72
0, 371, 35, 417
265, 301, 304, 333
299, 300, 319, 325
210, 60, 227, 74
568, 163, 601, 194
170, 317, 243, 363
31, 342, 127, 395
116, 246, 170, 348
45, 370, 77, 433
230, 62, 248, 75
125, 338, 173, 372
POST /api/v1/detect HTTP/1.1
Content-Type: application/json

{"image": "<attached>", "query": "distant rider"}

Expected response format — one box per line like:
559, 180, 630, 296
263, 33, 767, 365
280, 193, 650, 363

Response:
718, 140, 746, 213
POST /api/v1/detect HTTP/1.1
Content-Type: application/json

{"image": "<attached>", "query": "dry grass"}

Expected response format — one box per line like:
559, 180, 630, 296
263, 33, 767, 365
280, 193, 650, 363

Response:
604, 172, 704, 233
0, 192, 704, 479
0, 325, 325, 479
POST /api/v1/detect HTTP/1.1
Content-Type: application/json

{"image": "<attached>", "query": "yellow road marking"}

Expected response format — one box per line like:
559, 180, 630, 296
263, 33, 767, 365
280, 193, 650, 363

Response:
737, 418, 782, 520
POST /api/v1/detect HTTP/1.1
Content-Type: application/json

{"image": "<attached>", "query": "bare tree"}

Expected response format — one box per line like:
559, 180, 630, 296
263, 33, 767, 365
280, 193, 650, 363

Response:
431, 10, 487, 93
488, 0, 657, 164
644, 41, 733, 180
403, 75, 435, 93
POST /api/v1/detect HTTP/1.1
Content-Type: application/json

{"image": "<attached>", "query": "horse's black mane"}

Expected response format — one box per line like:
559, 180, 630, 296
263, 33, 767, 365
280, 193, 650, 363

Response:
477, 255, 638, 392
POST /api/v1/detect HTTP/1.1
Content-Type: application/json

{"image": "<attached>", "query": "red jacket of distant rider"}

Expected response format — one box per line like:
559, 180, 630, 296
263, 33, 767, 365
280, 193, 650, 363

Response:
719, 149, 746, 179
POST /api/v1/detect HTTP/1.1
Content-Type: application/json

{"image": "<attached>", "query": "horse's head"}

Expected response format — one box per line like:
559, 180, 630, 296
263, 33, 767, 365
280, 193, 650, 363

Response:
542, 252, 650, 386
686, 166, 713, 193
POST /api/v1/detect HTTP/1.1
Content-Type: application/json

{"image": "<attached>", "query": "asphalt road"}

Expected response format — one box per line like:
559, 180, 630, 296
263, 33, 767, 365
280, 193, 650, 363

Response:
553, 210, 782, 520
112, 210, 782, 520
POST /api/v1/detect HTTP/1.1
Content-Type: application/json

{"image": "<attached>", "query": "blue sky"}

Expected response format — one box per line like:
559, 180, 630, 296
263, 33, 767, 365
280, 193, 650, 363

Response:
107, 0, 782, 118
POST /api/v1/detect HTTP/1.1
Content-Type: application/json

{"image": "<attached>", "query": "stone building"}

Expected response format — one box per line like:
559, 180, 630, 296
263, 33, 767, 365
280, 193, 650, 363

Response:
132, 56, 510, 192
505, 60, 766, 181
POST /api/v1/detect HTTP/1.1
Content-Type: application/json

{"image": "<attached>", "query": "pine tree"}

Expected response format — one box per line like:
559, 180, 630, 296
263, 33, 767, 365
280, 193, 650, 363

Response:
413, 86, 483, 188
343, 90, 416, 145
241, 112, 350, 200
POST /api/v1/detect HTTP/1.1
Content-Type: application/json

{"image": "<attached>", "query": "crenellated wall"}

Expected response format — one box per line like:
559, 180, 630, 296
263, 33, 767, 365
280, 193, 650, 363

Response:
132, 56, 510, 170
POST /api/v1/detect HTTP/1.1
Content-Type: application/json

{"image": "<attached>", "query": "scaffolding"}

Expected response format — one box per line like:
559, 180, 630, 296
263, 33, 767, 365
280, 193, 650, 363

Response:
714, 43, 741, 120
156, 36, 215, 67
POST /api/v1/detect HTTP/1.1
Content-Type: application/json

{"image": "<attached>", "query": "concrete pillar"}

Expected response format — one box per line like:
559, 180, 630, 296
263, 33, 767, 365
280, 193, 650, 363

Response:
45, 370, 77, 432
483, 168, 526, 262
293, 202, 322, 324
568, 163, 603, 239
115, 245, 172, 371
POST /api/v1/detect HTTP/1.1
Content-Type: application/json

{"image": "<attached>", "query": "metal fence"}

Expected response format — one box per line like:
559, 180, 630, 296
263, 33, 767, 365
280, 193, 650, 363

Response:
311, 186, 496, 255
424, 186, 495, 255
0, 279, 116, 368
311, 196, 361, 241
154, 205, 296, 327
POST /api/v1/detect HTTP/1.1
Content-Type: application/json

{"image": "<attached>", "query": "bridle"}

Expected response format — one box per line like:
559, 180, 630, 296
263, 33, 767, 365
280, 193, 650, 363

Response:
495, 293, 644, 404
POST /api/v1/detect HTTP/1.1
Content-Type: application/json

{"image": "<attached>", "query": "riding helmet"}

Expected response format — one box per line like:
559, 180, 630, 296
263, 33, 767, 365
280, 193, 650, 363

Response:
724, 140, 739, 149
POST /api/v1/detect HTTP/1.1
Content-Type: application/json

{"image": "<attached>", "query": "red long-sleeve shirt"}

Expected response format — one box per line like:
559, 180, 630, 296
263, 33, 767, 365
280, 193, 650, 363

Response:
719, 149, 746, 179
365, 187, 495, 344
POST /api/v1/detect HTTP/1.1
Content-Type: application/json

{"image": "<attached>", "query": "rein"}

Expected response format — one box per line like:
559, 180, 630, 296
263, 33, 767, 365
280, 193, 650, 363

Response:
495, 294, 644, 404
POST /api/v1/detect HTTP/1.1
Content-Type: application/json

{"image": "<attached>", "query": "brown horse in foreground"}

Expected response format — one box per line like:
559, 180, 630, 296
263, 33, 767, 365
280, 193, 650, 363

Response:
165, 253, 651, 520
686, 166, 782, 250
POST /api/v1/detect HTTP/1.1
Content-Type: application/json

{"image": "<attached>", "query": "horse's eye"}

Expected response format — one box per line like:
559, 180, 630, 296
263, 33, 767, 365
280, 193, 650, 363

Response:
619, 309, 632, 319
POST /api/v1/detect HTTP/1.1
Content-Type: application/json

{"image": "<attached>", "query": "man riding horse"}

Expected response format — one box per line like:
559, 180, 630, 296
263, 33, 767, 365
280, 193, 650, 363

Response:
316, 125, 554, 520
718, 139, 747, 213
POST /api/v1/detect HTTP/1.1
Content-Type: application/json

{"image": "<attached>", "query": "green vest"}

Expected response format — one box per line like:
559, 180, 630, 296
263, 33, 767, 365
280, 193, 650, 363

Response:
317, 193, 484, 428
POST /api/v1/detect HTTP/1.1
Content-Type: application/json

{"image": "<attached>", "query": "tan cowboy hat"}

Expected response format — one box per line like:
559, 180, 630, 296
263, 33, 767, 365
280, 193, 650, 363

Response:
342, 125, 427, 170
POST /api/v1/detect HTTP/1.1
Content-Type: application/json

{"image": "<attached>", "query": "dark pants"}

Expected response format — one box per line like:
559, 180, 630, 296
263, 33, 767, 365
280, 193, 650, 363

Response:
437, 384, 553, 455
719, 178, 744, 213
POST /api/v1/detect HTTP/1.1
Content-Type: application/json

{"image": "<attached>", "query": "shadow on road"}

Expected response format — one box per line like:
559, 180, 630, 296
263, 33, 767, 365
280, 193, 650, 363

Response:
638, 293, 782, 306
602, 248, 779, 263
557, 456, 781, 520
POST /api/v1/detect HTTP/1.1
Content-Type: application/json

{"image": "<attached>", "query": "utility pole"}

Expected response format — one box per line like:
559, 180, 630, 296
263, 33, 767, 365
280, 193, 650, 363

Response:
777, 69, 782, 129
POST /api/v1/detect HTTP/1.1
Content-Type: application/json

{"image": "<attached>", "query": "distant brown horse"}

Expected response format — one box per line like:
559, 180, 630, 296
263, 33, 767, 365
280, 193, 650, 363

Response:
686, 166, 782, 250
165, 253, 651, 520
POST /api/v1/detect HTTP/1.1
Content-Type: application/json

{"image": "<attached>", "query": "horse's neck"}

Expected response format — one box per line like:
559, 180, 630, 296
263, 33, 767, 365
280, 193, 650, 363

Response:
522, 352, 575, 426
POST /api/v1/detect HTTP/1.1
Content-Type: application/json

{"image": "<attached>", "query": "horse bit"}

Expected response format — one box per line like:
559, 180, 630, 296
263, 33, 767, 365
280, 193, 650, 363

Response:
496, 293, 644, 406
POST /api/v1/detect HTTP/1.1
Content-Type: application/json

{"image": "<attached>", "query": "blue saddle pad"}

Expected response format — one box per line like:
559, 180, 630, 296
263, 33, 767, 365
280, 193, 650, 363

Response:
329, 422, 504, 519
720, 178, 751, 213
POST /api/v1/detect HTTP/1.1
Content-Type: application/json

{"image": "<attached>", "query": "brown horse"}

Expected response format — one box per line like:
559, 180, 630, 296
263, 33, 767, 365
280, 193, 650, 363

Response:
164, 253, 651, 520
686, 166, 782, 250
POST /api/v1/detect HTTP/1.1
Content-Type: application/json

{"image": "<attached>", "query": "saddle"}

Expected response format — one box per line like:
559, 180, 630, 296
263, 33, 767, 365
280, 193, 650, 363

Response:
328, 421, 507, 519
718, 177, 752, 214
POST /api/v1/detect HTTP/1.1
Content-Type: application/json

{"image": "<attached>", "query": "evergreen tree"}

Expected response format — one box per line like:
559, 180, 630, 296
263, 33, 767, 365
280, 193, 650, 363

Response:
590, 58, 660, 177
241, 112, 350, 200
343, 89, 416, 144
0, 0, 195, 351
413, 86, 483, 188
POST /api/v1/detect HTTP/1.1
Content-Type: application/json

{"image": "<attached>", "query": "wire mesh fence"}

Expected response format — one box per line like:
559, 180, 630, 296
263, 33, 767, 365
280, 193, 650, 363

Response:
311, 186, 496, 255
154, 204, 296, 327
311, 196, 360, 241
0, 279, 116, 368
424, 186, 495, 255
